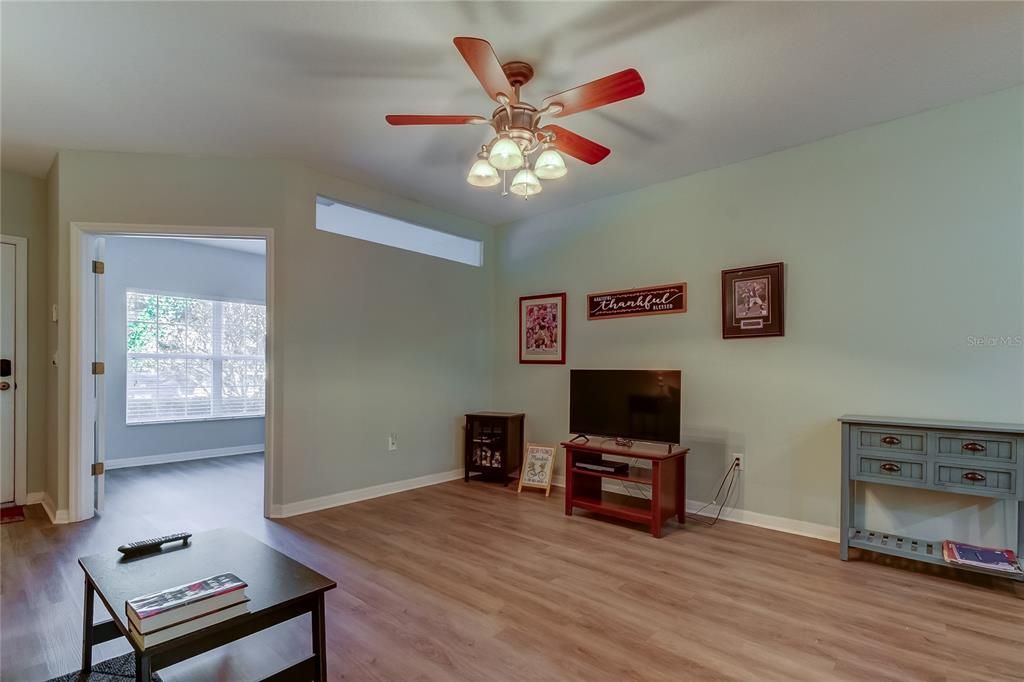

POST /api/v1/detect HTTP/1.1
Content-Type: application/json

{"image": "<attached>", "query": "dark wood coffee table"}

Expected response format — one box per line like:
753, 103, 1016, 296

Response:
78, 528, 336, 681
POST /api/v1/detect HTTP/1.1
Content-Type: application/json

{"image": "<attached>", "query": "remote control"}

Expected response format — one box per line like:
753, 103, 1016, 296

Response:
117, 532, 192, 557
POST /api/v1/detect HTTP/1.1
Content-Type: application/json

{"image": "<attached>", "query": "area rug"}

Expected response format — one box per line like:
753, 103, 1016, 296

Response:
47, 654, 163, 682
0, 504, 25, 524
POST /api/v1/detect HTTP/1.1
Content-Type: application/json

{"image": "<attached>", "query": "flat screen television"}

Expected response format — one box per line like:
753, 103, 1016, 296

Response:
569, 369, 681, 444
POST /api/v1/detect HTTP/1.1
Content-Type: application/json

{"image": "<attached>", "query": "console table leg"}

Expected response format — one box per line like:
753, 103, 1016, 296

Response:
1018, 500, 1023, 568
134, 652, 152, 682
839, 423, 851, 561
81, 577, 94, 673
312, 594, 327, 682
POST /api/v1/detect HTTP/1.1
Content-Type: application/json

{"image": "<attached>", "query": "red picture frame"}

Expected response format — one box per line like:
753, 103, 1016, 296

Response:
519, 293, 566, 364
721, 262, 785, 339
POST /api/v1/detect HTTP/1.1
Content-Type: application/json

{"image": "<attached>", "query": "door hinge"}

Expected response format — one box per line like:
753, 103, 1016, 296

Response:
91, 361, 105, 375
91, 462, 105, 476
92, 260, 105, 274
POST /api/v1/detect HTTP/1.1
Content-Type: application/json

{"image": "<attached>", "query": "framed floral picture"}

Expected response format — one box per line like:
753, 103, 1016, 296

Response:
721, 262, 785, 338
519, 292, 566, 364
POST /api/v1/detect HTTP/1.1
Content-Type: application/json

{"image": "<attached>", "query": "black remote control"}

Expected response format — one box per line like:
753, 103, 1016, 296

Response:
117, 532, 192, 557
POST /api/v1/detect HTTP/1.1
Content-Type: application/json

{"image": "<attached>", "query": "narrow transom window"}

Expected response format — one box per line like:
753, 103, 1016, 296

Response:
315, 195, 482, 267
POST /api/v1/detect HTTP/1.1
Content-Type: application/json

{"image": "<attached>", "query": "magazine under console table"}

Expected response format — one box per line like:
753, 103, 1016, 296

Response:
840, 415, 1024, 581
561, 439, 689, 538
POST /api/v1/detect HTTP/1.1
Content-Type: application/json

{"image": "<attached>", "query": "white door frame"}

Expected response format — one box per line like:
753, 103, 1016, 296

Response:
68, 222, 276, 522
1, 235, 29, 505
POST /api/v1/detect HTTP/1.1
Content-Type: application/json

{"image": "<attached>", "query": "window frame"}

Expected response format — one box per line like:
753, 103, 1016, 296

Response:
124, 287, 267, 426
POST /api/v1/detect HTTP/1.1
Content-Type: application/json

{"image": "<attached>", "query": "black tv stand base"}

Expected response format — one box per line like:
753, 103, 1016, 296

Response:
569, 434, 590, 444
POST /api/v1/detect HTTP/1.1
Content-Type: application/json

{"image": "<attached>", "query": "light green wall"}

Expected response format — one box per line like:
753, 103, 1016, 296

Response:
493, 86, 1024, 532
45, 152, 494, 514
277, 163, 494, 503
0, 170, 49, 495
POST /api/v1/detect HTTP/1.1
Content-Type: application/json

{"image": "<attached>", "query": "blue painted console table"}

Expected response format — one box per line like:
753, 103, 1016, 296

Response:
840, 415, 1024, 581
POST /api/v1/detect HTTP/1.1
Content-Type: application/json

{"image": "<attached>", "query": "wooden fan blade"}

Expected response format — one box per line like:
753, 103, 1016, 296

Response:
386, 115, 488, 126
542, 68, 645, 118
453, 37, 516, 103
540, 125, 611, 165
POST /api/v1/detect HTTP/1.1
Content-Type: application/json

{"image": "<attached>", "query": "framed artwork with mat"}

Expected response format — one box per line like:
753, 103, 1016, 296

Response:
721, 262, 785, 339
518, 444, 556, 496
519, 293, 566, 364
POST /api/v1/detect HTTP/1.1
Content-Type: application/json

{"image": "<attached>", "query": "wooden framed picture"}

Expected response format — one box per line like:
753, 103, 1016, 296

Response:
518, 444, 556, 496
587, 282, 687, 320
519, 293, 566, 364
722, 262, 785, 339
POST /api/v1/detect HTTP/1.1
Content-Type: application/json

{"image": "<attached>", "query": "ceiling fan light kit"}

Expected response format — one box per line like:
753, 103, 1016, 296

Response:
510, 168, 543, 197
488, 135, 525, 171
534, 143, 567, 180
386, 36, 644, 200
467, 148, 501, 187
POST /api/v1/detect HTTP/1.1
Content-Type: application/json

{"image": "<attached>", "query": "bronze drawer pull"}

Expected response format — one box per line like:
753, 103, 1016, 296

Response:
962, 471, 986, 482
961, 442, 986, 452
879, 462, 902, 473
880, 436, 902, 446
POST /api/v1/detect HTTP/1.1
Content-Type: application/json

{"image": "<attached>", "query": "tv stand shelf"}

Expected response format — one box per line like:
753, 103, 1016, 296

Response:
562, 439, 689, 538
570, 466, 654, 485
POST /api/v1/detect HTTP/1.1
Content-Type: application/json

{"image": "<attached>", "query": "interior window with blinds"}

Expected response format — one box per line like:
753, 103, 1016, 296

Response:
126, 291, 266, 424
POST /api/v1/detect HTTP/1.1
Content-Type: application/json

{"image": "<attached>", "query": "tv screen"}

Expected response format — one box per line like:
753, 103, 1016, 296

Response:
569, 369, 681, 444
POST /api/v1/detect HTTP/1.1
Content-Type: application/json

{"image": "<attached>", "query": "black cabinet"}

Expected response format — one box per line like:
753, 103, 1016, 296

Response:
464, 412, 524, 486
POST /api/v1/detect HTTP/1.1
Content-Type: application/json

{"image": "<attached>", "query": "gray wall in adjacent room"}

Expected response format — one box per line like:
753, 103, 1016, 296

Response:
103, 236, 266, 462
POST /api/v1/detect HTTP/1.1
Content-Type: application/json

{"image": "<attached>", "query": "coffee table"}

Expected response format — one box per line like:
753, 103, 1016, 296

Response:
78, 528, 336, 681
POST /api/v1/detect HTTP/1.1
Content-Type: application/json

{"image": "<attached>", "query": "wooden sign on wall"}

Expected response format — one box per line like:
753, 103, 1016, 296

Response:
587, 282, 687, 320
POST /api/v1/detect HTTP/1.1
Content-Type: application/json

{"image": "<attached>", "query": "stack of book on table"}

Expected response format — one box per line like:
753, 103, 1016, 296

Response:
127, 573, 249, 648
942, 541, 1022, 577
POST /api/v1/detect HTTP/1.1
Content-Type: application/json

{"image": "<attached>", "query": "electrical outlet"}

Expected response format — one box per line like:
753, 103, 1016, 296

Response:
388, 433, 398, 452
732, 453, 745, 471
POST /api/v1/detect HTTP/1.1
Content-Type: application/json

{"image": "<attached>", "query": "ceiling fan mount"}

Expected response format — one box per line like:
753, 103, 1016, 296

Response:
500, 61, 535, 88
386, 37, 645, 198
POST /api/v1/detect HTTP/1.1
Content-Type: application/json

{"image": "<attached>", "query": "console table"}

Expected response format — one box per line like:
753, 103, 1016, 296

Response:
562, 439, 689, 538
840, 415, 1024, 581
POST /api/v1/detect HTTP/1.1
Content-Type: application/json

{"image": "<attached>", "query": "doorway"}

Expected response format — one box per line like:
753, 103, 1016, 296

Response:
0, 235, 28, 507
68, 223, 275, 523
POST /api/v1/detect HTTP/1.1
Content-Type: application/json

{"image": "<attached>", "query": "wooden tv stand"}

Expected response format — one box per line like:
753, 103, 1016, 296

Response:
561, 439, 690, 538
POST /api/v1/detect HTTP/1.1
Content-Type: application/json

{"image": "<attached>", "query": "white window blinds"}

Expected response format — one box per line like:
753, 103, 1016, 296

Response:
126, 291, 266, 424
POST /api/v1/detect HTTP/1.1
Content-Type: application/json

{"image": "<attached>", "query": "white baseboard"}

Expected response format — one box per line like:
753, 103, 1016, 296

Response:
551, 475, 837, 543
685, 499, 839, 542
270, 468, 464, 518
28, 491, 69, 524
105, 444, 264, 470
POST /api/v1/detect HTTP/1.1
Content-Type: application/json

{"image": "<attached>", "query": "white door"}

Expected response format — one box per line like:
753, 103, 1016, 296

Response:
0, 242, 16, 504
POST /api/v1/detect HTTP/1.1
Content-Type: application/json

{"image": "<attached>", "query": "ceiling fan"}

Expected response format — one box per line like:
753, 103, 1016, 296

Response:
386, 36, 645, 198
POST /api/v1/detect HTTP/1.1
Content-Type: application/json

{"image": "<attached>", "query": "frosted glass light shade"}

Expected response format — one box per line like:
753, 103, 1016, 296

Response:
533, 146, 567, 179
510, 168, 542, 197
466, 157, 500, 187
488, 136, 525, 170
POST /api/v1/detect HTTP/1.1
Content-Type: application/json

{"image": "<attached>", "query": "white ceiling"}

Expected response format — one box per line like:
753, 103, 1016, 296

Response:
3, 2, 1022, 226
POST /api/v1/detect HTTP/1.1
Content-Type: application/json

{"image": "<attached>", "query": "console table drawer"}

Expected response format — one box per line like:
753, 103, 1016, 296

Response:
933, 463, 1017, 498
852, 427, 926, 454
854, 454, 925, 485
931, 432, 1017, 464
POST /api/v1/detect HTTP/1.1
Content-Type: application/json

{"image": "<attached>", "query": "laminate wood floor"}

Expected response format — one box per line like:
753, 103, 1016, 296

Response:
1, 454, 1021, 681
